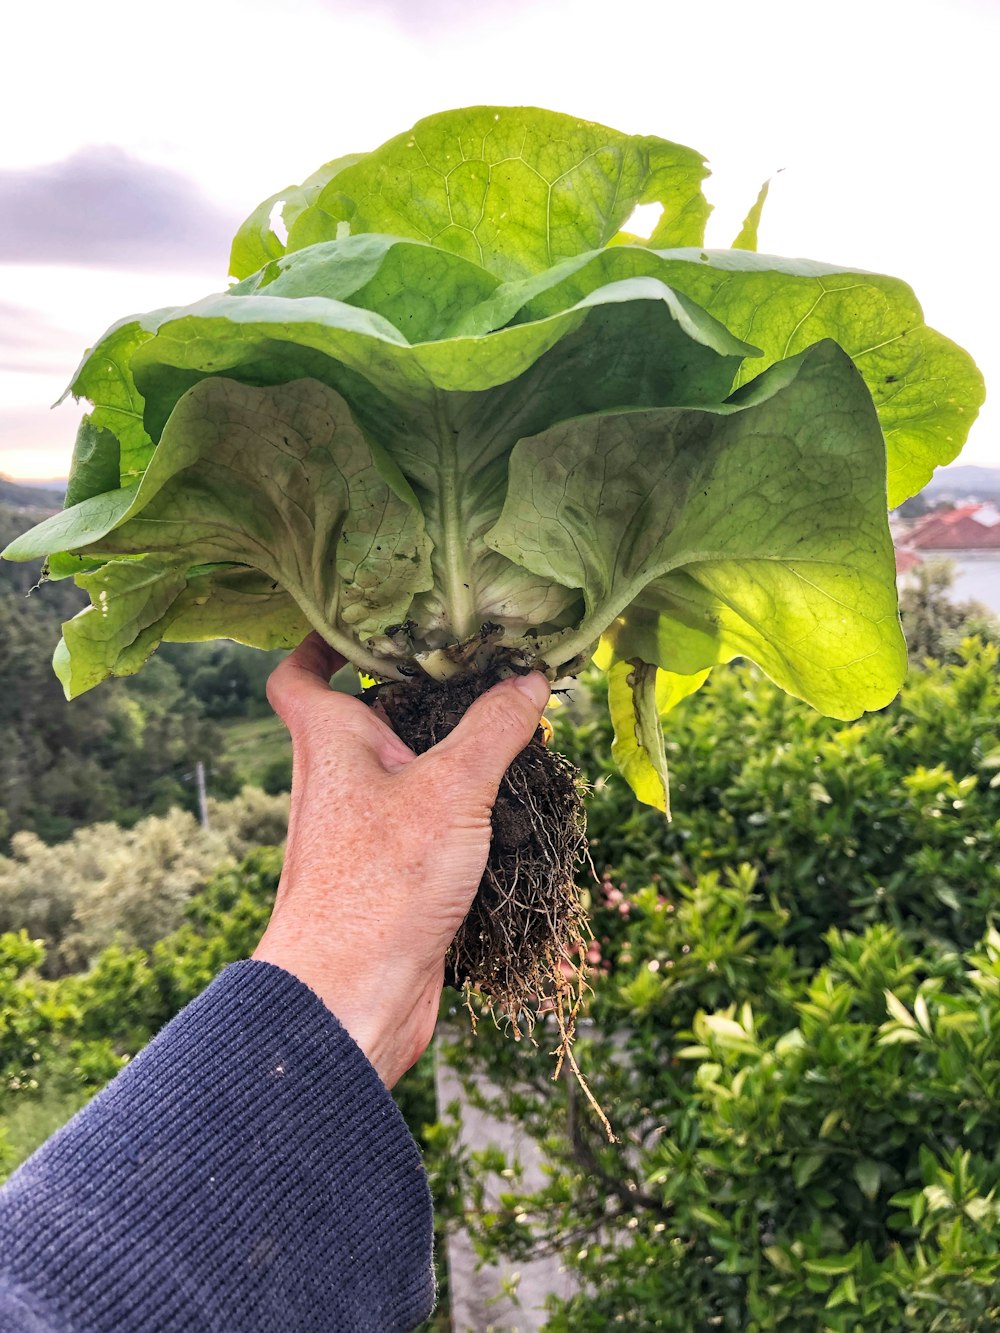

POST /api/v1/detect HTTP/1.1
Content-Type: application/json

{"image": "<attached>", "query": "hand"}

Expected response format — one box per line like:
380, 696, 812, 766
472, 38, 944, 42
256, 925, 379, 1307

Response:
252, 633, 549, 1087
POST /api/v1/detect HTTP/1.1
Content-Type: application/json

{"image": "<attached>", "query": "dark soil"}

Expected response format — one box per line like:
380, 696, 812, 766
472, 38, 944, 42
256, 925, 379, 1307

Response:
373, 664, 590, 1029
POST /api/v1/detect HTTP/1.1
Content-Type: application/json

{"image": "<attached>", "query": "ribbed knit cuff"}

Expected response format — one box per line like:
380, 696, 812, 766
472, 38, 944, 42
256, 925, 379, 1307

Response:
0, 960, 434, 1332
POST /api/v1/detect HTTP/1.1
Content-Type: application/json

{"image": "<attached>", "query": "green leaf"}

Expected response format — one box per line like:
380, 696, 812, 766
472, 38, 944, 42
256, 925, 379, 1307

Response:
731, 179, 770, 251
489, 340, 906, 712
239, 235, 501, 343
161, 566, 310, 649
56, 559, 311, 698
64, 417, 121, 509
55, 556, 190, 698
639, 136, 713, 249
885, 989, 917, 1027
825, 1274, 859, 1309
470, 244, 983, 505
227, 186, 289, 283
608, 660, 671, 817
55, 377, 432, 688
853, 1159, 882, 1201
122, 275, 750, 440
283, 106, 711, 280
607, 659, 709, 815
803, 1254, 859, 1276
794, 1153, 825, 1189
649, 249, 985, 506
229, 154, 365, 280
656, 665, 712, 716
2, 487, 136, 562
763, 1246, 795, 1275
62, 311, 173, 483
877, 1027, 923, 1045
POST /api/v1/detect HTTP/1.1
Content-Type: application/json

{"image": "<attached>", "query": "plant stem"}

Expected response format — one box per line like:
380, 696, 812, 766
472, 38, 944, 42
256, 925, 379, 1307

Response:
436, 411, 477, 640
289, 581, 406, 680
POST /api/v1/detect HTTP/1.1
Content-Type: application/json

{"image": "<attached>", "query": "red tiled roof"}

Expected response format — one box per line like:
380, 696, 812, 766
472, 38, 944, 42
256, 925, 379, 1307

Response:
895, 548, 923, 574
906, 505, 1000, 550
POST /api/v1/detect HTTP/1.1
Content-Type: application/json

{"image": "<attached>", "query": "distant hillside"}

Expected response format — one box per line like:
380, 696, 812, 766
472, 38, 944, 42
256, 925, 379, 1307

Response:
0, 475, 65, 511
924, 465, 1000, 502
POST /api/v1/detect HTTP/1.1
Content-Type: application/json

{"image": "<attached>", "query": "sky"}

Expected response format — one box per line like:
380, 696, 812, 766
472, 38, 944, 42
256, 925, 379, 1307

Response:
1, 0, 996, 480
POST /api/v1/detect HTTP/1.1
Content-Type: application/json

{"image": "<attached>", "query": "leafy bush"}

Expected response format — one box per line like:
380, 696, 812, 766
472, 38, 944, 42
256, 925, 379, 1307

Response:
2, 630, 997, 1327
0, 790, 288, 974
443, 875, 1000, 1328
439, 640, 1000, 1329
557, 639, 1000, 962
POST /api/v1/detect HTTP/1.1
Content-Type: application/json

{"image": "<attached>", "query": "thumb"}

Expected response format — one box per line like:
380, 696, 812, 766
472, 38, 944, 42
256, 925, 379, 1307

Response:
432, 672, 550, 791
267, 632, 345, 724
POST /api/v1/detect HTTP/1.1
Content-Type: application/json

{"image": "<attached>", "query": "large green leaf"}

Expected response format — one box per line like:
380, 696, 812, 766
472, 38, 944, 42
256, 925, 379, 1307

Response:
280, 106, 710, 279
467, 244, 983, 506
52, 377, 433, 685
235, 235, 501, 343
649, 250, 985, 506
28, 280, 743, 649
64, 417, 120, 509
55, 556, 190, 697
487, 341, 906, 717
229, 154, 366, 280
127, 276, 751, 434
61, 311, 174, 487
4, 486, 137, 562
55, 559, 310, 698
5, 277, 752, 665
160, 566, 310, 649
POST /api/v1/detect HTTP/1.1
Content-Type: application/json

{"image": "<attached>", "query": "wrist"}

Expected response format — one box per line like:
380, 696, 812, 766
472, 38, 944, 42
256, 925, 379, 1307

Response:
252, 929, 438, 1086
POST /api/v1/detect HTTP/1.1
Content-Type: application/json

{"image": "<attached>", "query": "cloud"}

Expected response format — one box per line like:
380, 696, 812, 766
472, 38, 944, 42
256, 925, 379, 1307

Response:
0, 147, 240, 271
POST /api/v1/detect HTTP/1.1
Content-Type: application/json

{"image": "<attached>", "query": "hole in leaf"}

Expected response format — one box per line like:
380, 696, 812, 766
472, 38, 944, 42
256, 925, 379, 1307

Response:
622, 202, 663, 239
268, 200, 289, 245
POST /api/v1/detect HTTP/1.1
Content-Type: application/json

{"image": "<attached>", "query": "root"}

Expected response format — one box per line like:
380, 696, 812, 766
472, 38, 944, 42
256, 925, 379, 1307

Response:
554, 981, 617, 1144
374, 658, 614, 1139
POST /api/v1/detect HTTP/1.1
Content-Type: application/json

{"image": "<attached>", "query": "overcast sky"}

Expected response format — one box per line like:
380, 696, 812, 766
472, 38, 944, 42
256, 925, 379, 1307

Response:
1, 0, 996, 478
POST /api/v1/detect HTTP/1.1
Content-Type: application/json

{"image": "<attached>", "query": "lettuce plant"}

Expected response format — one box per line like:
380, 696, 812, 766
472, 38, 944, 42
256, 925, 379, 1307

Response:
2, 106, 983, 1019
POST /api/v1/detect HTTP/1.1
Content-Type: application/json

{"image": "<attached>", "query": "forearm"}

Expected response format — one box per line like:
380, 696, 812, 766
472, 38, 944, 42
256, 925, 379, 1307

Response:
0, 961, 434, 1332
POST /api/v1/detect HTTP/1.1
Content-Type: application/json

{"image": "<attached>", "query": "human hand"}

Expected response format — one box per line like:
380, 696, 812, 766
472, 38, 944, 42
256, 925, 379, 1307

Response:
252, 633, 550, 1087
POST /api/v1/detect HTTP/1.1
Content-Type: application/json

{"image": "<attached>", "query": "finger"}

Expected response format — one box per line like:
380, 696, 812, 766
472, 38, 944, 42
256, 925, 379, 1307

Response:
429, 672, 550, 791
267, 632, 345, 722
269, 636, 417, 771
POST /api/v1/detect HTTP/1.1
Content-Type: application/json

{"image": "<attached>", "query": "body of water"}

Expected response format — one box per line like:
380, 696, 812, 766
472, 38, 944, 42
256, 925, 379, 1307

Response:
950, 552, 1000, 614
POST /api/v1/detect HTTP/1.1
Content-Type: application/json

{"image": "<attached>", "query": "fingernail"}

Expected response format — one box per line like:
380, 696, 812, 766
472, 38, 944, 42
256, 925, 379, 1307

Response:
511, 672, 550, 712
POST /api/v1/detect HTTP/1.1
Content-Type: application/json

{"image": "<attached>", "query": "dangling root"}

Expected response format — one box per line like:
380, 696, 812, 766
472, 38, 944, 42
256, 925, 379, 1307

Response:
373, 664, 613, 1137
553, 972, 617, 1144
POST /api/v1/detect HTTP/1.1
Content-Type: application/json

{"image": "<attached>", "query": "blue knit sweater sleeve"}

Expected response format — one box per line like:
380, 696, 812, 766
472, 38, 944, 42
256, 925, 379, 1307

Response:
0, 960, 435, 1332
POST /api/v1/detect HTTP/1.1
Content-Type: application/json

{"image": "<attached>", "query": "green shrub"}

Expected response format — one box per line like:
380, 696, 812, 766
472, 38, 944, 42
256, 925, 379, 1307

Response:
442, 871, 1000, 1328
2, 634, 997, 1327
559, 639, 1000, 963
0, 790, 288, 974
441, 641, 1000, 1329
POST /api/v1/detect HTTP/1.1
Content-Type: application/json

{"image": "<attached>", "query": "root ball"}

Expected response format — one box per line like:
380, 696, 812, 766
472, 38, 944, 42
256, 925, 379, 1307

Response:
374, 667, 589, 1030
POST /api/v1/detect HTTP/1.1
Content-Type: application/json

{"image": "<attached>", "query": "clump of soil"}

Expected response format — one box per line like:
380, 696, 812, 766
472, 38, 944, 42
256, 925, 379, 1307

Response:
373, 662, 590, 1033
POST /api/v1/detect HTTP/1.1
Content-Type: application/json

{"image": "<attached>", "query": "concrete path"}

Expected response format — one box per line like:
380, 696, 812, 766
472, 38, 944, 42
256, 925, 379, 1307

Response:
434, 1050, 578, 1332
